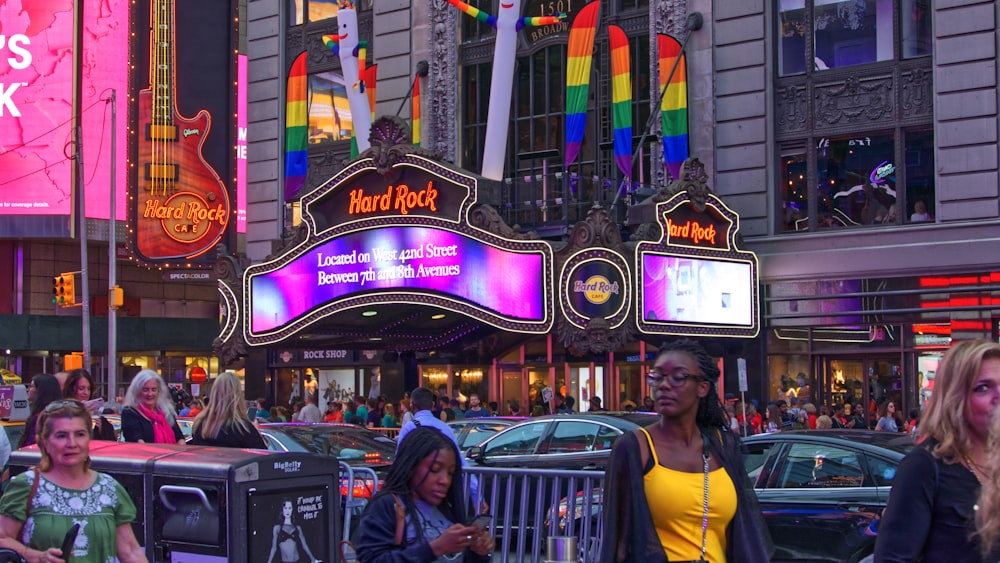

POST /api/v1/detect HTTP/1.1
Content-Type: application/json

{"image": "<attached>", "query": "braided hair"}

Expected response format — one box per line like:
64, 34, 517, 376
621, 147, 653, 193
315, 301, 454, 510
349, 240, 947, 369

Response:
364, 427, 468, 542
657, 339, 728, 429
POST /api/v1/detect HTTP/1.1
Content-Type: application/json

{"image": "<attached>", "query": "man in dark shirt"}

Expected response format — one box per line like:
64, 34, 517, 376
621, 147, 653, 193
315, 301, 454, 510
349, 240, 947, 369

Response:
463, 394, 489, 418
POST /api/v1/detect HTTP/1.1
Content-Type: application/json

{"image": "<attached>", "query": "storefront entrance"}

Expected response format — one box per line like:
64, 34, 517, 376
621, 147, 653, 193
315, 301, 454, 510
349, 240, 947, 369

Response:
822, 355, 903, 427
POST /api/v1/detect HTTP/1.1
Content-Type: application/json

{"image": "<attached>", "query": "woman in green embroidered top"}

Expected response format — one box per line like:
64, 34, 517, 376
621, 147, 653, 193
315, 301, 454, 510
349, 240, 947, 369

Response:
600, 339, 771, 563
0, 400, 147, 563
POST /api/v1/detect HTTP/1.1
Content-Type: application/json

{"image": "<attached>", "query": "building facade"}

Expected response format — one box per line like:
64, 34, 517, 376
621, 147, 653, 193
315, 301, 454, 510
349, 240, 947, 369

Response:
245, 0, 998, 421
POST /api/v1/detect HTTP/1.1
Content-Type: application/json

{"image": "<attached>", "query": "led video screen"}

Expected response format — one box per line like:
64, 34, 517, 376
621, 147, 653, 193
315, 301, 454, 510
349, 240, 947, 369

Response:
249, 225, 547, 335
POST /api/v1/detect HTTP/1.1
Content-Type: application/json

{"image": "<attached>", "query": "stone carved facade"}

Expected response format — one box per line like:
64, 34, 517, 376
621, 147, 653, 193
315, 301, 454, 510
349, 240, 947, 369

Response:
430, 0, 459, 161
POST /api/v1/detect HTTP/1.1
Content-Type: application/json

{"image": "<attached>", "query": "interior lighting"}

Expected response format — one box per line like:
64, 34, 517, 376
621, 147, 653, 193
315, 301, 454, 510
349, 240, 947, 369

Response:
431, 313, 446, 319
362, 310, 378, 317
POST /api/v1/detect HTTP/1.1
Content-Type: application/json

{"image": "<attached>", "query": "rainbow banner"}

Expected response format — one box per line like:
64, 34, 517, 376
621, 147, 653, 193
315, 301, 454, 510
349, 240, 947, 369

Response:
564, 1, 599, 168
412, 73, 421, 146
658, 33, 688, 180
365, 64, 378, 120
284, 51, 309, 200
609, 25, 632, 180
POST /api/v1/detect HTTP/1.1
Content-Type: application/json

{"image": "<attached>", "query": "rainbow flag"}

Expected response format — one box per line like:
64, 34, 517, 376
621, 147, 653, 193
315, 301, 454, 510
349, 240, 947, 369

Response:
284, 51, 308, 200
658, 33, 688, 180
564, 1, 599, 168
412, 73, 421, 146
364, 64, 378, 120
609, 26, 632, 179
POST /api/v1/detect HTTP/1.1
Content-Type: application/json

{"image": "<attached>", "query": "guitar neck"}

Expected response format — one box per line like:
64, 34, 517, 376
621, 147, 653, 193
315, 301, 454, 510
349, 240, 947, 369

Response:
151, 0, 175, 125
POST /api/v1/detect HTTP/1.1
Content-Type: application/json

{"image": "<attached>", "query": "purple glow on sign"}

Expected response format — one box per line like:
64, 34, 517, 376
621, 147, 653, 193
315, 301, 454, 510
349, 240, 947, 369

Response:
250, 226, 545, 333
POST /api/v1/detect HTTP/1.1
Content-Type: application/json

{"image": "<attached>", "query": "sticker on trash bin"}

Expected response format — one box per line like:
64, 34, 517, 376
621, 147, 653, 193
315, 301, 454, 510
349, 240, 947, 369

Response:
249, 488, 330, 563
235, 462, 260, 483
273, 460, 303, 473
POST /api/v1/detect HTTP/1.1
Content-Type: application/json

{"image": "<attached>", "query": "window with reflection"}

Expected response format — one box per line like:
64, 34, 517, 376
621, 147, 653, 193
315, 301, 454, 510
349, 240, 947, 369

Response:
308, 72, 354, 144
289, 0, 353, 26
778, 130, 935, 232
779, 0, 929, 76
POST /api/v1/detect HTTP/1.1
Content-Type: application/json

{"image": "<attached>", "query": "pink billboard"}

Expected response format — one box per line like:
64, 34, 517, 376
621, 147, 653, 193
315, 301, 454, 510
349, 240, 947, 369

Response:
0, 0, 129, 223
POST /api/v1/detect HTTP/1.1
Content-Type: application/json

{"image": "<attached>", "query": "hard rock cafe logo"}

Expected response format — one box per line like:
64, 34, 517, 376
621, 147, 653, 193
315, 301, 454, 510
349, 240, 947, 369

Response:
573, 275, 619, 305
280, 351, 293, 363
143, 191, 228, 243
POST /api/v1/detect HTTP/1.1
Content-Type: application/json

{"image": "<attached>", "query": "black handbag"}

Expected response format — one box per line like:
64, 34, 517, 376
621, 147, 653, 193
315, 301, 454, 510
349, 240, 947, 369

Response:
0, 548, 26, 563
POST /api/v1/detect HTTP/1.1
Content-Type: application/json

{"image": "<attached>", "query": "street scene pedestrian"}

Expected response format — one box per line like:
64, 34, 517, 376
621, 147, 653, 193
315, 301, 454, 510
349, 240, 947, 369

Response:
62, 368, 116, 441
17, 374, 62, 449
189, 371, 266, 449
121, 370, 185, 445
875, 339, 1000, 561
0, 400, 147, 562
352, 426, 493, 562
600, 339, 772, 562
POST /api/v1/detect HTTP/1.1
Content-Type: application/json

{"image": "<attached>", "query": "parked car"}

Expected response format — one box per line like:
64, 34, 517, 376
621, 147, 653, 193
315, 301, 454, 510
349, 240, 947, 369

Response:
258, 422, 396, 504
741, 429, 914, 563
465, 412, 656, 549
549, 428, 914, 562
447, 416, 526, 450
102, 414, 195, 442
465, 412, 657, 470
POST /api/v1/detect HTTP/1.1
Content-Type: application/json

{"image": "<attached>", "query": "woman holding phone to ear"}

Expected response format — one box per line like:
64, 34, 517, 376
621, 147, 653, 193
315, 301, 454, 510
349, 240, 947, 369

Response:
353, 426, 493, 562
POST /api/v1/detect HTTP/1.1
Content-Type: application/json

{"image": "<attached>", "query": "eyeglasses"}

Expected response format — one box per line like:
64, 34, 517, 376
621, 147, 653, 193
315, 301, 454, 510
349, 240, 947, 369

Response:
646, 369, 705, 387
43, 400, 86, 413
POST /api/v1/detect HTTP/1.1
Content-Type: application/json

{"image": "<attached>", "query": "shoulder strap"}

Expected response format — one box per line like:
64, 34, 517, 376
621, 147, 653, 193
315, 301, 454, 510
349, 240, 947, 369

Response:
636, 427, 657, 468
17, 467, 40, 541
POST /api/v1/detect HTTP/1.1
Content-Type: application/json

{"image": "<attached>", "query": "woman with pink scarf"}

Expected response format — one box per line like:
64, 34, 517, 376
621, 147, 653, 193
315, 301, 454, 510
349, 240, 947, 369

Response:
121, 370, 185, 444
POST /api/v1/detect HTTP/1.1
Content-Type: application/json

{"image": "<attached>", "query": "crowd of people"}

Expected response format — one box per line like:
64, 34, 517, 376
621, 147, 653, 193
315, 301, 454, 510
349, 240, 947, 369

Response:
3, 335, 1000, 563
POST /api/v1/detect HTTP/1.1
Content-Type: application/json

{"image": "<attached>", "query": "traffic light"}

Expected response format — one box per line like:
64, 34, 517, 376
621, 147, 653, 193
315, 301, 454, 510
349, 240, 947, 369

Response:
64, 353, 83, 371
52, 273, 76, 307
110, 286, 123, 309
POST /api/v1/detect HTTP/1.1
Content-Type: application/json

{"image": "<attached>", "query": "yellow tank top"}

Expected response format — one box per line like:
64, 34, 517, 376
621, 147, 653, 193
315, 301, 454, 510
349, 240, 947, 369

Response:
639, 428, 737, 563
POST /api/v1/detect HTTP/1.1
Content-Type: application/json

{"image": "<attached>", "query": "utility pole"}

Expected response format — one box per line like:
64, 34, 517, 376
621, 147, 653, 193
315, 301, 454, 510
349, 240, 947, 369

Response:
108, 89, 118, 399
72, 0, 91, 369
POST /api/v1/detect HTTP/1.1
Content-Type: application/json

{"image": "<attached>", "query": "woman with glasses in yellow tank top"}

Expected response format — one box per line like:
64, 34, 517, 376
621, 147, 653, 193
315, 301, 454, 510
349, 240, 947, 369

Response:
600, 339, 771, 563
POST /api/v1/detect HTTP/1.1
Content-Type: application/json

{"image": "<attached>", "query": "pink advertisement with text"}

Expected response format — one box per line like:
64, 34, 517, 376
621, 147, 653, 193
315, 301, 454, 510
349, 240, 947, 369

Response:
0, 0, 129, 222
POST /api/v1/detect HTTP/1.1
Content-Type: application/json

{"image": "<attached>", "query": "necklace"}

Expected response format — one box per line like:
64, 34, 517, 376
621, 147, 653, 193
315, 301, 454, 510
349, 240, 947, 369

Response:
964, 454, 986, 483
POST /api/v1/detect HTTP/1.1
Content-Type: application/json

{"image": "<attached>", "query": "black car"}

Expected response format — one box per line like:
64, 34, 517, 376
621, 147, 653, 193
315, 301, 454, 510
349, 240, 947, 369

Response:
466, 412, 657, 470
258, 423, 396, 507
446, 416, 527, 450
743, 429, 914, 563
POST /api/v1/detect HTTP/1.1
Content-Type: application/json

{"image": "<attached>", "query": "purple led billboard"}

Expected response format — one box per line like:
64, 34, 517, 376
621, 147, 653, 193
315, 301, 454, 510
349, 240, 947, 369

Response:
248, 225, 547, 336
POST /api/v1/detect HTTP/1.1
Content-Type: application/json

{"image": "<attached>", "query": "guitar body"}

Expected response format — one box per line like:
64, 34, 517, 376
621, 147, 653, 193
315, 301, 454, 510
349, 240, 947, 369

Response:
135, 88, 231, 261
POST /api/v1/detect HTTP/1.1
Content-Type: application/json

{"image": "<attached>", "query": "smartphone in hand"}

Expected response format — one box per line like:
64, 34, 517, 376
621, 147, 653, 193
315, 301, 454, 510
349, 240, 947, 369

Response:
466, 513, 492, 530
61, 523, 80, 558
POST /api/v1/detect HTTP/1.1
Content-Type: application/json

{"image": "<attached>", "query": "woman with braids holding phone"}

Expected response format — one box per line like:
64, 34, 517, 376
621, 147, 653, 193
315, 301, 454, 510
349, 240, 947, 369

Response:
601, 339, 771, 563
353, 426, 493, 562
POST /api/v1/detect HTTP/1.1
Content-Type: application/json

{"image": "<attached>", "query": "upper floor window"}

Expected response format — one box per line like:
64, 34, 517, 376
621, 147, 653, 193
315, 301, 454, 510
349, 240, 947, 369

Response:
290, 0, 367, 27
779, 0, 931, 76
307, 72, 355, 144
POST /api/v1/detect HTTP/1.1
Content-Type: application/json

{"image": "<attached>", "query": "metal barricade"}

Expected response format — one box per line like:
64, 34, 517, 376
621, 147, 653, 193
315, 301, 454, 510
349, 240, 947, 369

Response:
337, 463, 607, 563
371, 426, 400, 439
340, 461, 379, 544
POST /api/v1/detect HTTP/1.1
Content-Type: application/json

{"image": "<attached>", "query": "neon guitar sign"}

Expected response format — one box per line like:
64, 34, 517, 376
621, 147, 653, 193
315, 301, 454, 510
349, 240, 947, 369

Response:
134, 0, 231, 263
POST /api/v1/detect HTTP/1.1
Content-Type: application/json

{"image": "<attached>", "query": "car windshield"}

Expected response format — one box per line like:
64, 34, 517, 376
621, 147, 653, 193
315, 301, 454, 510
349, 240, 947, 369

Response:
269, 425, 397, 463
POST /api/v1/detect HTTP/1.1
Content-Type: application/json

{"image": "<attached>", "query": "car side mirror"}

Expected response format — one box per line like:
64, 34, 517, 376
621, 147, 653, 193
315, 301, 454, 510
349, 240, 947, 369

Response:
465, 445, 484, 463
